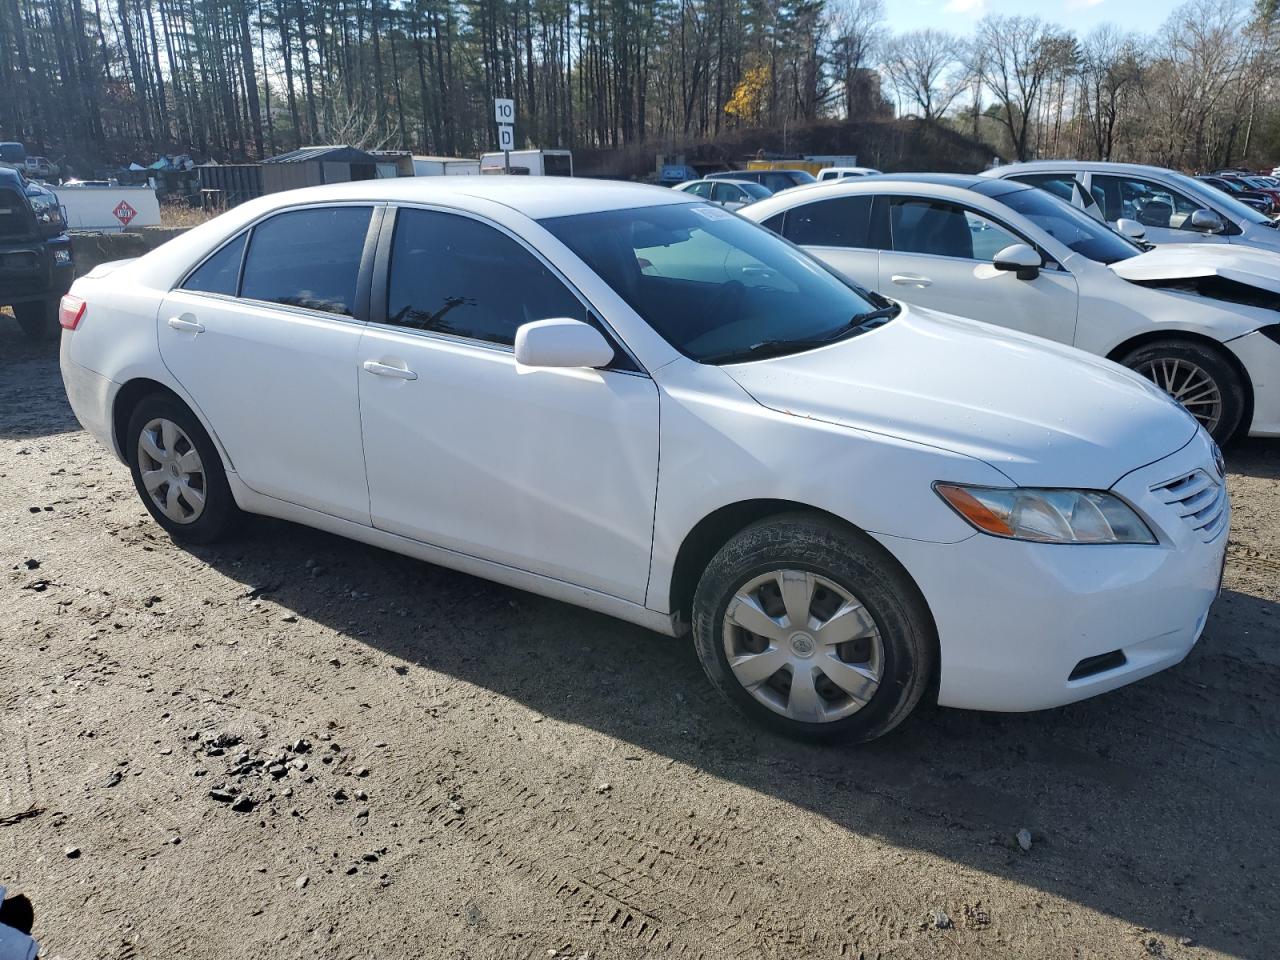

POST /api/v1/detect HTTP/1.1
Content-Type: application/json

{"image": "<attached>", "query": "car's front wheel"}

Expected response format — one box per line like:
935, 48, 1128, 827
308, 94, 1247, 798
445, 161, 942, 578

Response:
1119, 339, 1246, 443
691, 513, 936, 743
12, 299, 59, 342
126, 393, 243, 544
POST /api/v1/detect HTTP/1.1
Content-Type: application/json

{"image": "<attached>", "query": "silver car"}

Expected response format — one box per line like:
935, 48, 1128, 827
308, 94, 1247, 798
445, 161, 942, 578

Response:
984, 160, 1280, 253
673, 178, 772, 211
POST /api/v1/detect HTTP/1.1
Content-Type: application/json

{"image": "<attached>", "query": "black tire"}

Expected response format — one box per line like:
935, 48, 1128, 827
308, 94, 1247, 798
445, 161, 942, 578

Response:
691, 513, 937, 743
1118, 339, 1246, 444
12, 299, 59, 342
126, 393, 243, 544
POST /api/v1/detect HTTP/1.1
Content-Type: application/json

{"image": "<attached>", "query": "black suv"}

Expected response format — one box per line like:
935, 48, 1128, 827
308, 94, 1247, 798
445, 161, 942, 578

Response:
707, 169, 817, 193
1, 166, 74, 340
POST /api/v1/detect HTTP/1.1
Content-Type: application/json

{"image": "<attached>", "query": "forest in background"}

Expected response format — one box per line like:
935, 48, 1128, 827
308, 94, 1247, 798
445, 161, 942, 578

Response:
1, 0, 1278, 174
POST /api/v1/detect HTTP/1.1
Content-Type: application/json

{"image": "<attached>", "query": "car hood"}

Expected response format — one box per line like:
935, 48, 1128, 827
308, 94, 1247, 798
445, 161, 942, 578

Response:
1110, 243, 1280, 295
721, 305, 1197, 489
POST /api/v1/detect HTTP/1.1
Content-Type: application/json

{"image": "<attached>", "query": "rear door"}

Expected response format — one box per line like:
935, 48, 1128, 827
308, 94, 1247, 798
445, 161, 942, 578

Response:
779, 194, 881, 291
157, 204, 377, 523
876, 195, 1079, 344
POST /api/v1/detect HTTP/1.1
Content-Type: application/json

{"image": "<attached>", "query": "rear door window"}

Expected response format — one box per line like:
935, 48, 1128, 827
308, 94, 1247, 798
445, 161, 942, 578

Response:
782, 196, 873, 248
240, 206, 373, 316
888, 197, 1021, 261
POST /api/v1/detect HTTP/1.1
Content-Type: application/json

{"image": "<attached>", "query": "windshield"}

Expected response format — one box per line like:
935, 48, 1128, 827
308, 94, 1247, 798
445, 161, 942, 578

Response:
1166, 169, 1272, 225
740, 181, 773, 200
997, 186, 1142, 265
541, 203, 892, 364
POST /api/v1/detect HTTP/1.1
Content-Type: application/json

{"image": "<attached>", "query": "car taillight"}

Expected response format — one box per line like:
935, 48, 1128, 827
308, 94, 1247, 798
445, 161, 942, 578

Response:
59, 294, 85, 330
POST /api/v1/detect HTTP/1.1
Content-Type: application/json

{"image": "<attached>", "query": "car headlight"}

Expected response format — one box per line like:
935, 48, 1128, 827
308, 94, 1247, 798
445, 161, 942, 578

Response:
935, 483, 1156, 544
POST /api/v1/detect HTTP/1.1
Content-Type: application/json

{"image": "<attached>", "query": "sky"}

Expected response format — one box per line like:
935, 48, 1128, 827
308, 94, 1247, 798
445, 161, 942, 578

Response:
882, 0, 1184, 35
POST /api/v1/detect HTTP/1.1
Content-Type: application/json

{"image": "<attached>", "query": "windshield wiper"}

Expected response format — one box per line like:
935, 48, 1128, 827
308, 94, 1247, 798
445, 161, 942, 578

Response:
702, 303, 901, 365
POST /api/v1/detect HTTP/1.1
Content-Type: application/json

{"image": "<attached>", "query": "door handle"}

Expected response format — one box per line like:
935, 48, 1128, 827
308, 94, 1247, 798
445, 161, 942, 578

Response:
890, 274, 932, 287
362, 360, 418, 381
166, 315, 205, 334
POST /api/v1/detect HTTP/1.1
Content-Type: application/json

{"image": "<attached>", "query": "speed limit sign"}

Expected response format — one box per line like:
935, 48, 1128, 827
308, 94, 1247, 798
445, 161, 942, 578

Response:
497, 124, 515, 151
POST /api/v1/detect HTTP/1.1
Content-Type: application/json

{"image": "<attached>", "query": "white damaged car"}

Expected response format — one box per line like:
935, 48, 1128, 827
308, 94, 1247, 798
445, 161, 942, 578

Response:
744, 174, 1280, 443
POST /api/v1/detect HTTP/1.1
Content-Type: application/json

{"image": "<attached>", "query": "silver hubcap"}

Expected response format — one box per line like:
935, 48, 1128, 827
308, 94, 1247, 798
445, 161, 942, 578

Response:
722, 569, 883, 724
137, 418, 206, 524
1135, 358, 1222, 435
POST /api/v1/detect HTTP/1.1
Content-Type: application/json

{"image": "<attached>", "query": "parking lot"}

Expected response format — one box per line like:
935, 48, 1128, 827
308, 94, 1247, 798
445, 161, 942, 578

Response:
1, 314, 1278, 959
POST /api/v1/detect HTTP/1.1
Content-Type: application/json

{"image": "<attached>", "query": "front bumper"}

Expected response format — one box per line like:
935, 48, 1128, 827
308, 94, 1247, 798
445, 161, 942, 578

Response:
875, 430, 1228, 712
1227, 328, 1280, 437
0, 235, 74, 304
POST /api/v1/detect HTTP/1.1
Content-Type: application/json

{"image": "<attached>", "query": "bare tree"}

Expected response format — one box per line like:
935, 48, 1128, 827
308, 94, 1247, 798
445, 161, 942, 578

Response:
1077, 25, 1143, 160
881, 28, 963, 121
974, 14, 1077, 161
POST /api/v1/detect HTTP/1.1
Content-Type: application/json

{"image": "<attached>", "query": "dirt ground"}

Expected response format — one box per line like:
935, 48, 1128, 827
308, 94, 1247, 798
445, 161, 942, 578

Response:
1, 313, 1277, 960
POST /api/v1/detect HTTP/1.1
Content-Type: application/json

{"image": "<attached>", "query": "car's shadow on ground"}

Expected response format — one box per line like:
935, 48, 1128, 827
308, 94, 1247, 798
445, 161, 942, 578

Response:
186, 515, 1279, 958
1229, 436, 1280, 480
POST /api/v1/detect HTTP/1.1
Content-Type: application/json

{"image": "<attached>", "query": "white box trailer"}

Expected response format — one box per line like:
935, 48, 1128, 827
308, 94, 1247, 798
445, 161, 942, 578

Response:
479, 150, 573, 176
52, 184, 161, 232
412, 156, 481, 176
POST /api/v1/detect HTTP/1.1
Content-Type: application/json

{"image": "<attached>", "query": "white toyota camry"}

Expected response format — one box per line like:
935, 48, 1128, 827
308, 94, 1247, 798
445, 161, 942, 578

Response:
59, 178, 1228, 742
742, 174, 1280, 444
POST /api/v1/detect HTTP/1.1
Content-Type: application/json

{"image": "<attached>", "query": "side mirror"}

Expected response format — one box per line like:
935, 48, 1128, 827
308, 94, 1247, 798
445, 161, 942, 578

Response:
1116, 218, 1147, 241
992, 243, 1042, 281
514, 318, 615, 369
1190, 208, 1225, 234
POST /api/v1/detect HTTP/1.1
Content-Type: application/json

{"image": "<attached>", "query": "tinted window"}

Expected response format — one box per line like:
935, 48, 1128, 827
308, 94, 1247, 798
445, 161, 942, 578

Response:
183, 232, 246, 296
889, 197, 1020, 260
712, 183, 743, 203
542, 203, 889, 364
761, 212, 786, 234
386, 208, 583, 346
544, 154, 573, 177
1009, 173, 1077, 204
240, 207, 371, 315
762, 173, 795, 193
784, 196, 873, 248
682, 182, 713, 199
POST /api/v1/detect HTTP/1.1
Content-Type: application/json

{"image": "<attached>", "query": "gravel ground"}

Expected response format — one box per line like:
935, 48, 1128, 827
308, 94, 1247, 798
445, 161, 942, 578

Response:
2, 313, 1278, 960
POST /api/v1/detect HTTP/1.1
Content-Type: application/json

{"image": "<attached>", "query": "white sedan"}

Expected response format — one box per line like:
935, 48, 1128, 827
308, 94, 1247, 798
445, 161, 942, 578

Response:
59, 178, 1227, 742
743, 174, 1280, 443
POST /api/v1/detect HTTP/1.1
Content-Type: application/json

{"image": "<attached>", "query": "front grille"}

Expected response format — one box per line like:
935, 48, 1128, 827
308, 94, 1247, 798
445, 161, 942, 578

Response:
1150, 468, 1228, 542
0, 190, 30, 239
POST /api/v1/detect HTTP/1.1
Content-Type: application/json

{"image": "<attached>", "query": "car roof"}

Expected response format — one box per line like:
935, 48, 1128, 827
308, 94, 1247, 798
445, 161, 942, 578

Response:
984, 159, 1186, 180
740, 173, 1035, 221
223, 176, 696, 220
0, 167, 23, 187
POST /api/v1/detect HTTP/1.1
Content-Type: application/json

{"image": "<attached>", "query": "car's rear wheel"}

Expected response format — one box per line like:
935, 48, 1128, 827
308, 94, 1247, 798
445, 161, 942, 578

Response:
126, 394, 242, 544
1119, 339, 1245, 443
691, 513, 936, 743
12, 299, 58, 342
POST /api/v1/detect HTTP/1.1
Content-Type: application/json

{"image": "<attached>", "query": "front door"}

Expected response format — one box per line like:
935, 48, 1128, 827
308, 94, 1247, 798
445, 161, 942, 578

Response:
157, 204, 376, 524
356, 207, 659, 603
874, 195, 1079, 346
